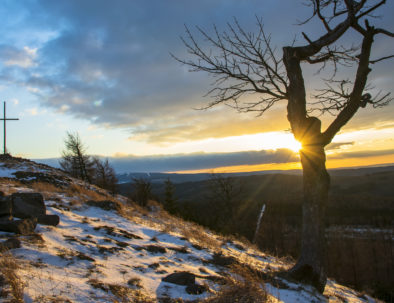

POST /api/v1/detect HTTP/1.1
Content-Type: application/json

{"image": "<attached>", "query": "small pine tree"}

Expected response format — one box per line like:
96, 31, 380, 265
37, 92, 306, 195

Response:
60, 132, 94, 183
163, 178, 177, 214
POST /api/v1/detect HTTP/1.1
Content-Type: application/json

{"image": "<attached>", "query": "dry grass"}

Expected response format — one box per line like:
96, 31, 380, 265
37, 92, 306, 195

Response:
0, 180, 24, 195
145, 206, 223, 251
30, 182, 59, 193
30, 182, 61, 199
66, 183, 109, 201
203, 264, 271, 303
87, 279, 155, 303
117, 199, 223, 252
0, 251, 25, 303
179, 222, 222, 251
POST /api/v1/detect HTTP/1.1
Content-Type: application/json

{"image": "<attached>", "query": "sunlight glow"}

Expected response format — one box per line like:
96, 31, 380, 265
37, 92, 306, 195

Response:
257, 132, 302, 152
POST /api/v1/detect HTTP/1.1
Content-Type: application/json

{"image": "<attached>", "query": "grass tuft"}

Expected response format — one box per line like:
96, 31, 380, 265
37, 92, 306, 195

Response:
0, 251, 25, 303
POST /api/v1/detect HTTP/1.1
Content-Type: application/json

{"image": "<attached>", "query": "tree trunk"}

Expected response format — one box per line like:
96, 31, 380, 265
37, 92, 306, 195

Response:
289, 142, 330, 293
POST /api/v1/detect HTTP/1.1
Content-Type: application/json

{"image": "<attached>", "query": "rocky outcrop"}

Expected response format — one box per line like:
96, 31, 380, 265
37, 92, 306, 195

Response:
0, 192, 60, 235
162, 272, 196, 285
36, 214, 60, 226
162, 271, 208, 295
10, 192, 59, 226
0, 195, 12, 221
0, 218, 37, 235
11, 192, 46, 218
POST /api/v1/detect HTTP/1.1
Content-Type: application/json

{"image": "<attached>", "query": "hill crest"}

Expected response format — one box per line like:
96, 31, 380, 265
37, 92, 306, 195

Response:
0, 155, 380, 302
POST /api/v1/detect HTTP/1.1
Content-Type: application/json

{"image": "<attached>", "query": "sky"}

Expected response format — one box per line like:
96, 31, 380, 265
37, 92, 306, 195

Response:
0, 0, 393, 173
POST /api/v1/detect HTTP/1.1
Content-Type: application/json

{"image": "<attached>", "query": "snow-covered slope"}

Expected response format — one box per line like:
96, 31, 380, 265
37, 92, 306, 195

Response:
0, 156, 380, 302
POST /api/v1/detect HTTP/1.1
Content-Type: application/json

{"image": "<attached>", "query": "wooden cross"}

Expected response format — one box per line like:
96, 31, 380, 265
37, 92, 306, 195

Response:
0, 102, 19, 154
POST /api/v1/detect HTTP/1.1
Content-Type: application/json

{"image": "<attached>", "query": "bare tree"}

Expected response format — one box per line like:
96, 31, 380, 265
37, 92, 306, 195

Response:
132, 178, 152, 207
60, 132, 94, 183
92, 157, 118, 194
206, 173, 243, 233
175, 0, 393, 292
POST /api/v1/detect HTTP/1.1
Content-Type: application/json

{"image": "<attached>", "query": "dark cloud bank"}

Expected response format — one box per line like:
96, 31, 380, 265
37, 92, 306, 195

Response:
39, 148, 298, 173
38, 147, 394, 173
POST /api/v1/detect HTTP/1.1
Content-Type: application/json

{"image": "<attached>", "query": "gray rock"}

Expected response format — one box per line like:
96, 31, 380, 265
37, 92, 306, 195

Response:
37, 214, 60, 226
11, 193, 46, 219
0, 218, 37, 235
162, 272, 196, 285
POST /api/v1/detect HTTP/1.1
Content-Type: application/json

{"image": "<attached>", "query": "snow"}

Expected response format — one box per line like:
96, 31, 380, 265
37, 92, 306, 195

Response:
0, 165, 18, 178
0, 158, 382, 302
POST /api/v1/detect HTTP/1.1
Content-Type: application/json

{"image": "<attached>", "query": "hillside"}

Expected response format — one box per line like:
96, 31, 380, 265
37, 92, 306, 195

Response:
0, 155, 381, 302
117, 169, 394, 301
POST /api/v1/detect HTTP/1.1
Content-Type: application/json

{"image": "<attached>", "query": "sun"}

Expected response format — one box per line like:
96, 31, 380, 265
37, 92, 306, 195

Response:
258, 132, 302, 152
287, 137, 302, 152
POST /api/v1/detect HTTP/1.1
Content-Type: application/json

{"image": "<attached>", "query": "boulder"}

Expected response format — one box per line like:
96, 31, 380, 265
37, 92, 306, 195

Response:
162, 272, 196, 286
0, 238, 21, 252
0, 196, 12, 218
0, 218, 37, 235
11, 193, 46, 219
37, 214, 60, 226
210, 252, 237, 267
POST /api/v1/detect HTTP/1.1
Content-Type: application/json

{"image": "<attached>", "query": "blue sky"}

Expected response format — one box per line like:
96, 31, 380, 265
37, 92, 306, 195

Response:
0, 0, 393, 172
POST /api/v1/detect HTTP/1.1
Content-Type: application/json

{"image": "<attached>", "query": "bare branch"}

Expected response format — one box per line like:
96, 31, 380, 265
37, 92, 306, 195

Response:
175, 0, 393, 144
375, 28, 394, 37
370, 54, 394, 64
315, 0, 332, 32
173, 18, 288, 113
323, 26, 375, 143
356, 0, 386, 18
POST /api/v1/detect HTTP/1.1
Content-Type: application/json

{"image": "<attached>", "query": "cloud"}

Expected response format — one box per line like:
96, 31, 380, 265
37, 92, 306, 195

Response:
1, 0, 394, 146
0, 45, 37, 68
26, 108, 38, 116
328, 149, 394, 159
326, 142, 354, 150
108, 148, 298, 173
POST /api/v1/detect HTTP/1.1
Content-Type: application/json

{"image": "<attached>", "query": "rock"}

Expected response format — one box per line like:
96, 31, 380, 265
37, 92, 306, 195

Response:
11, 193, 46, 219
186, 283, 208, 295
144, 245, 167, 254
37, 214, 60, 226
162, 272, 196, 286
0, 215, 12, 222
0, 238, 21, 251
12, 171, 71, 187
0, 196, 12, 218
0, 218, 37, 235
210, 252, 237, 267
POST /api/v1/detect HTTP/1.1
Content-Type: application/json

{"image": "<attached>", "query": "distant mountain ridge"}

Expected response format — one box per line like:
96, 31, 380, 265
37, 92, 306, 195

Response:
115, 164, 394, 184
35, 157, 394, 183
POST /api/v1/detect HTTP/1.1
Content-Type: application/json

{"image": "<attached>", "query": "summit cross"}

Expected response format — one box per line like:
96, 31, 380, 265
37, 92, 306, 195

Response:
0, 101, 19, 155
